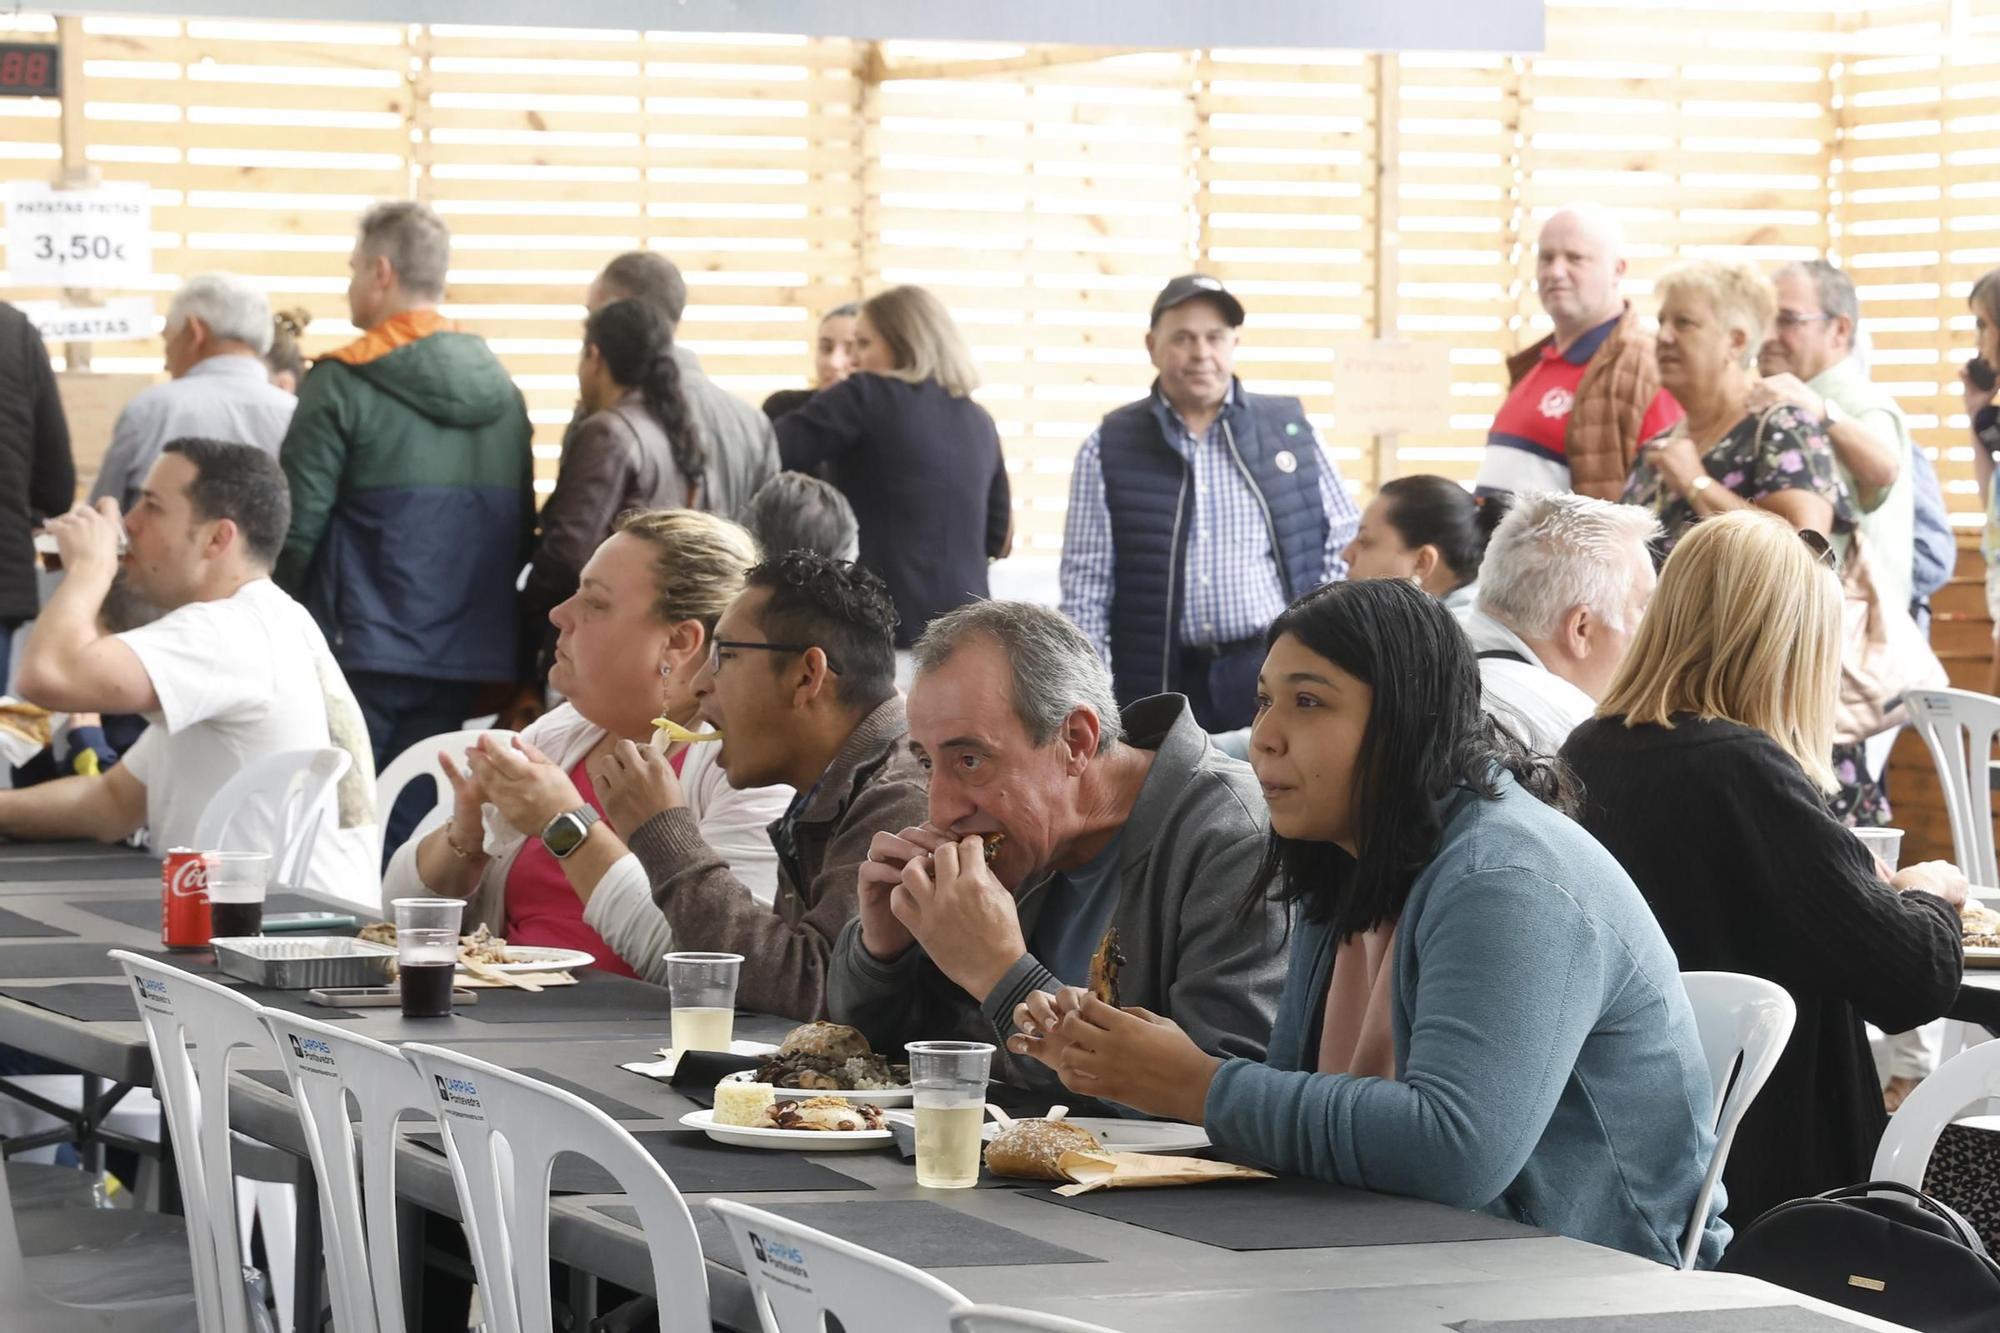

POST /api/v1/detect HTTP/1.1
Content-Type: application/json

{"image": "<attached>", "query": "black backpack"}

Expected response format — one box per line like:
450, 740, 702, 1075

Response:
1716, 1180, 2000, 1332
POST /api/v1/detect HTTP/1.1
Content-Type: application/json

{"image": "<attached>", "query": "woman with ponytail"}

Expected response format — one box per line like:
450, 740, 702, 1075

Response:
523, 298, 711, 677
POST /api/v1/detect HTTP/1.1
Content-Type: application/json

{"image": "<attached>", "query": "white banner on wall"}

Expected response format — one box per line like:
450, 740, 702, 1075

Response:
5, 182, 153, 288
23, 300, 154, 343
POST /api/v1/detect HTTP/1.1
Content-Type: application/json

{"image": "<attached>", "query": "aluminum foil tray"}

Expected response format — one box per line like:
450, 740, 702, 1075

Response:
212, 936, 395, 990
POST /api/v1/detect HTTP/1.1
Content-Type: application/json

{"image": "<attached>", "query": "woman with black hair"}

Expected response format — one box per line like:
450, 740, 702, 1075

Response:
1010, 578, 1727, 1267
1341, 474, 1502, 612
521, 298, 709, 675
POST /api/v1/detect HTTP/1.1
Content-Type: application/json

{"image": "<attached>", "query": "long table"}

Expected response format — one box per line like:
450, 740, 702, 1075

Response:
0, 844, 1913, 1332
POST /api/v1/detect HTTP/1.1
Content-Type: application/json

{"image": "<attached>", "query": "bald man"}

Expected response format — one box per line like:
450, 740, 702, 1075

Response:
1477, 205, 1684, 502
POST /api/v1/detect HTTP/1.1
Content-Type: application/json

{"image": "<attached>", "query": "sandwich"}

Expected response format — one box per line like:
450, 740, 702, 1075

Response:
1087, 927, 1125, 1007
984, 1117, 1104, 1180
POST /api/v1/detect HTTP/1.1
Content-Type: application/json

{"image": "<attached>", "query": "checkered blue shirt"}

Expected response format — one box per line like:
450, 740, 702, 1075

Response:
1059, 388, 1360, 663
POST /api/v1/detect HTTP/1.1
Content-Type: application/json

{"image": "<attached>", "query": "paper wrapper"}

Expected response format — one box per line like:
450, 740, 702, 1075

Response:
1051, 1149, 1275, 1196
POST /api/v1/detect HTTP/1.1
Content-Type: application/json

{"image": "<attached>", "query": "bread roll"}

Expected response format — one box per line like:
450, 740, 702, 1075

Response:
983, 1118, 1104, 1180
777, 1021, 873, 1060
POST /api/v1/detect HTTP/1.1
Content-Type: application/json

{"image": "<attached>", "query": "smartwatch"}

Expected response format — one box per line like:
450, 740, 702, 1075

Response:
540, 806, 601, 860
1687, 474, 1714, 499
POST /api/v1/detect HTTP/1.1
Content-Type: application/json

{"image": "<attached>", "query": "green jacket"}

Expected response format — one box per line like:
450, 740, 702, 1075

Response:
276, 317, 534, 681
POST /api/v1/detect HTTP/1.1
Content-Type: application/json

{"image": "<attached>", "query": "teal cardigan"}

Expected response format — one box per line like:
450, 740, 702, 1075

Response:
1205, 775, 1731, 1268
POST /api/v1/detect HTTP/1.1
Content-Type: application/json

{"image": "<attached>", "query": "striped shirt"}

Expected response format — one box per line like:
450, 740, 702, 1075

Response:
1059, 388, 1360, 663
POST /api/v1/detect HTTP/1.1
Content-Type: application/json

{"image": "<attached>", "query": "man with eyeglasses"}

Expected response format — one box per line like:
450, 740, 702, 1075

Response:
588, 550, 929, 1019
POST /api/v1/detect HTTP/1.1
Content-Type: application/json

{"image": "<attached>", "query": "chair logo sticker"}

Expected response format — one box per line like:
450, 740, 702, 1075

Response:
434, 1074, 485, 1120
286, 1033, 340, 1078
747, 1230, 812, 1288
132, 976, 172, 1011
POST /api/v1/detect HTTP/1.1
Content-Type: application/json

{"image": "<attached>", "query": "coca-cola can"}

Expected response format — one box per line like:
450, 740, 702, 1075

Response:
161, 848, 212, 951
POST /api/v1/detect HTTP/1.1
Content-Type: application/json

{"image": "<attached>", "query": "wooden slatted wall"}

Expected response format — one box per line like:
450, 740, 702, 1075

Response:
4, 5, 2000, 551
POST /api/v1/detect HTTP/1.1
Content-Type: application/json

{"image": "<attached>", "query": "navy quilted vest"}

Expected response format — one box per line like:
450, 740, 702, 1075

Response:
1097, 381, 1328, 708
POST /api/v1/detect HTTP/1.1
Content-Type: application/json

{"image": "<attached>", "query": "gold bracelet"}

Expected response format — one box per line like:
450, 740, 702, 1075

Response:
443, 817, 484, 861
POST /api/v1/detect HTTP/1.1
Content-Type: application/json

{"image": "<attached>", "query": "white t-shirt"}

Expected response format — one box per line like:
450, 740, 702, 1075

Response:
1458, 607, 1597, 756
118, 579, 379, 904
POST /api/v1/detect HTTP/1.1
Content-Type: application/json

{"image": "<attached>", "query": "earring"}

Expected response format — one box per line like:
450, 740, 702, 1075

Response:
659, 663, 673, 680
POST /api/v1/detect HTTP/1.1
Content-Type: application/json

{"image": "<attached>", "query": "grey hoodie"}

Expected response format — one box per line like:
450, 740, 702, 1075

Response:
827, 694, 1284, 1098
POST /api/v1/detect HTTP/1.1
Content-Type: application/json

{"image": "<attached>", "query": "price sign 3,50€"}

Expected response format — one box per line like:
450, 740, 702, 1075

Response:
7, 182, 152, 288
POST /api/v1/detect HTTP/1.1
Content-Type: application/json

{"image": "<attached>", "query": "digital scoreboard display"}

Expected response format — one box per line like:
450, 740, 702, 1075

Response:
0, 43, 59, 99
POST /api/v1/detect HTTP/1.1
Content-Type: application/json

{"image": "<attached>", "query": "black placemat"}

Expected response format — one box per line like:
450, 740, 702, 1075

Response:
508, 1067, 658, 1121
0, 942, 159, 978
0, 981, 148, 1022
70, 892, 337, 931
1033, 1175, 1546, 1249
455, 971, 669, 1027
597, 1200, 1098, 1270
1455, 1311, 1867, 1333
0, 857, 158, 883
0, 906, 75, 939
0, 839, 139, 861
409, 1127, 869, 1195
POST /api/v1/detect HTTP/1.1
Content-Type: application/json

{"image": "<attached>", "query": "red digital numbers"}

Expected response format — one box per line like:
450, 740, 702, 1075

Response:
0, 45, 56, 95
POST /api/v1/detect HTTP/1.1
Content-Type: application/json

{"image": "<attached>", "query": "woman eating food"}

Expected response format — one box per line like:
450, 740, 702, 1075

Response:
380, 509, 793, 981
1010, 577, 1728, 1267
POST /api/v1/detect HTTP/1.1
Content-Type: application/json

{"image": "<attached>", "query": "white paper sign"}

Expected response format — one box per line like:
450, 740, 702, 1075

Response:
25, 300, 153, 343
6, 182, 152, 287
1330, 340, 1454, 436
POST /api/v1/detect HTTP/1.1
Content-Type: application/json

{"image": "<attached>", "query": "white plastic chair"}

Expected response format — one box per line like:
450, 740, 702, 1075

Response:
259, 1010, 433, 1333
0, 1139, 199, 1332
374, 729, 513, 848
191, 747, 351, 892
111, 949, 281, 1333
400, 1043, 708, 1333
952, 1305, 1126, 1333
708, 1198, 967, 1333
1873, 1031, 2000, 1187
1906, 688, 2000, 888
1678, 970, 1797, 1270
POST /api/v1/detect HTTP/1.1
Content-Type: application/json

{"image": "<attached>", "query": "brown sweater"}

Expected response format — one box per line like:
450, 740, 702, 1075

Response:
1506, 302, 1669, 501
627, 695, 929, 1021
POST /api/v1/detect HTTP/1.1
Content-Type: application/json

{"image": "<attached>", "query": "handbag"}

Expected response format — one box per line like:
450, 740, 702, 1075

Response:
1716, 1180, 2000, 1333
1836, 526, 1947, 744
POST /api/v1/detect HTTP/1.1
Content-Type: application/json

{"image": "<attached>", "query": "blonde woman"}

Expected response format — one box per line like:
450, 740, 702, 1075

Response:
381, 509, 793, 983
775, 285, 1011, 651
1559, 510, 1964, 1228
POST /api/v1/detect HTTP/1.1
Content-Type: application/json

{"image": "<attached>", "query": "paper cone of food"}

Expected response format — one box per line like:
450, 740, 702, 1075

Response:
1051, 1149, 1275, 1196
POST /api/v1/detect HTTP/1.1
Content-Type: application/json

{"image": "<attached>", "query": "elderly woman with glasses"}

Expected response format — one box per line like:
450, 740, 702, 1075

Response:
1621, 259, 1884, 822
381, 509, 794, 983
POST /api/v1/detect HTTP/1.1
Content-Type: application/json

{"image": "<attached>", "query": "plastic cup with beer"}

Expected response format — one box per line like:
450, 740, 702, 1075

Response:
906, 1040, 995, 1189
663, 951, 742, 1052
1853, 826, 1904, 875
393, 897, 465, 1018
203, 851, 272, 939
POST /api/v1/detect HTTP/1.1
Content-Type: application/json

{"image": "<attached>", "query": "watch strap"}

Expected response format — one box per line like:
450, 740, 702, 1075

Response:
541, 805, 602, 859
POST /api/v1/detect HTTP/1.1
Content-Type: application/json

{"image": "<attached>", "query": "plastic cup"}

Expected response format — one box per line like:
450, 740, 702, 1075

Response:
907, 1040, 995, 1189
1853, 826, 1904, 874
394, 897, 465, 1018
203, 851, 271, 938
663, 952, 742, 1052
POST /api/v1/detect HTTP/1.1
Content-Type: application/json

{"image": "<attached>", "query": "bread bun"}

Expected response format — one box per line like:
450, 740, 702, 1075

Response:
777, 1021, 873, 1060
983, 1118, 1103, 1180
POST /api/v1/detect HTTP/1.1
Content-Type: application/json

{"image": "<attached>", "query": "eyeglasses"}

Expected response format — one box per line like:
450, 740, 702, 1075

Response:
707, 639, 844, 676
1773, 311, 1834, 329
1799, 528, 1838, 572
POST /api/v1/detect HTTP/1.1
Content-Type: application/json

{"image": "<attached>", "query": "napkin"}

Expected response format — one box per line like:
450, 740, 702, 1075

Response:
619, 1043, 768, 1084
1050, 1150, 1274, 1196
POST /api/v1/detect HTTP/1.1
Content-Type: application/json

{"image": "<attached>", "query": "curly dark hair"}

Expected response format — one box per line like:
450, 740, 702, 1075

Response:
586, 298, 705, 496
1246, 577, 1578, 938
743, 550, 899, 709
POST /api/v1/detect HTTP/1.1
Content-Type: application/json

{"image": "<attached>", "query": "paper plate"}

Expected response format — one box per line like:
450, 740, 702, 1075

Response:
1061, 1117, 1211, 1155
681, 1107, 892, 1151
462, 946, 595, 976
716, 1068, 914, 1107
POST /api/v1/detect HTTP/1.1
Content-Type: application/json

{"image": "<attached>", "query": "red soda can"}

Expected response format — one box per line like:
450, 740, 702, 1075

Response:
161, 848, 212, 950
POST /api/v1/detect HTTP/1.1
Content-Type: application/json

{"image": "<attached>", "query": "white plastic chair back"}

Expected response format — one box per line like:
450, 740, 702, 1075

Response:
1873, 1033, 2000, 1187
190, 747, 350, 891
401, 1043, 708, 1333
111, 950, 277, 1333
258, 1010, 431, 1333
375, 730, 513, 851
1678, 970, 1796, 1270
708, 1198, 966, 1333
1906, 688, 2000, 887
952, 1305, 1125, 1333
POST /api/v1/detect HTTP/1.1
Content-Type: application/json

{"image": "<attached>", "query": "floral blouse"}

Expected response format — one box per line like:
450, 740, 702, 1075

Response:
1621, 404, 1856, 556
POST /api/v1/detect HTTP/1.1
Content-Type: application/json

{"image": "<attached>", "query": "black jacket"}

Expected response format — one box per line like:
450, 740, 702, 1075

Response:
776, 372, 1008, 647
1561, 713, 1963, 1227
0, 303, 74, 624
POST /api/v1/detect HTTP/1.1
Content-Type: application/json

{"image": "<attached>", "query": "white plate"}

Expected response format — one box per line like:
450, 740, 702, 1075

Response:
682, 1107, 892, 1151
462, 946, 595, 976
1061, 1117, 1211, 1155
716, 1068, 914, 1107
